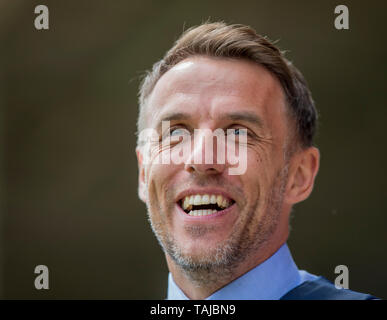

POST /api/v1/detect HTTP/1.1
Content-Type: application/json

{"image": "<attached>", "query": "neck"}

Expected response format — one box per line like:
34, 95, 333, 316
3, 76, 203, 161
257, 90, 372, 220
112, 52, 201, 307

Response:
166, 234, 288, 300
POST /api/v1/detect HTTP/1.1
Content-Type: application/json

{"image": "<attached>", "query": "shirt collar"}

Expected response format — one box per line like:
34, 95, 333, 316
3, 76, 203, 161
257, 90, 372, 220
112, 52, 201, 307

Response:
167, 242, 302, 300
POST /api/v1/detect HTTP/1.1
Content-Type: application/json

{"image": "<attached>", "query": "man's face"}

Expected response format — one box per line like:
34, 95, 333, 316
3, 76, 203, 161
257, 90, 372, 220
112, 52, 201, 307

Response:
137, 56, 291, 272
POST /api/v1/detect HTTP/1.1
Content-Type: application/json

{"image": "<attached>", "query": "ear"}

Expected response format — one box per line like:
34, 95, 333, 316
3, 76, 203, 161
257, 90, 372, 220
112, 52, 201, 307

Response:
284, 147, 320, 205
136, 146, 147, 203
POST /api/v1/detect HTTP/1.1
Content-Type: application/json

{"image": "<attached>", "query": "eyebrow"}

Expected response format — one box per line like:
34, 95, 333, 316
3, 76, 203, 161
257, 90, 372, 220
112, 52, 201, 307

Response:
219, 111, 263, 129
155, 110, 263, 131
155, 112, 192, 131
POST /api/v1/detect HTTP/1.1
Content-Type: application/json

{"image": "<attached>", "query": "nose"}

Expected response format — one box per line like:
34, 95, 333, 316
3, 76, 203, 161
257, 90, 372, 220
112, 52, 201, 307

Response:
184, 129, 227, 175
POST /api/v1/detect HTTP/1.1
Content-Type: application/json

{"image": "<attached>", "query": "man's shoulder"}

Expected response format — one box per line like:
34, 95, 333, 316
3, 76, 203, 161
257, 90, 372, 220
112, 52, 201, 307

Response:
280, 276, 379, 300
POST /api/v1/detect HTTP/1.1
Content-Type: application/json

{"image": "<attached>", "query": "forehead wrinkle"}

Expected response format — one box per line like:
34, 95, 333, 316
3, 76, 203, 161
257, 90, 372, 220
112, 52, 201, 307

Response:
151, 58, 271, 103
151, 92, 264, 128
146, 56, 287, 133
149, 84, 274, 133
147, 92, 198, 129
151, 82, 282, 125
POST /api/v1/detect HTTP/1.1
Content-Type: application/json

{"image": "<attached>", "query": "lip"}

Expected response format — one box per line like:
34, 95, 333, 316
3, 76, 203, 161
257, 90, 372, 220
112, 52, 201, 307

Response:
175, 187, 235, 203
175, 187, 237, 221
175, 201, 237, 221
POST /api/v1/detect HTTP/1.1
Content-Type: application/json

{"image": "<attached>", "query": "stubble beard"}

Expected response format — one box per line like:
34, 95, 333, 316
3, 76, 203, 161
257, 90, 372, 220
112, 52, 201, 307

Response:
146, 163, 289, 288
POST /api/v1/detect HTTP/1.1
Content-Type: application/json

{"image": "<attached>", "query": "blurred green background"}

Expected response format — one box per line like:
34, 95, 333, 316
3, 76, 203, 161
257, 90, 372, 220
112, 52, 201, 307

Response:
0, 0, 386, 299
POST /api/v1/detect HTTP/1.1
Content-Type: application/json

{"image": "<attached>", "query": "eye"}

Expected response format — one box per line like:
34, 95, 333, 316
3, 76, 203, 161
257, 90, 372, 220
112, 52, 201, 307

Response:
161, 126, 191, 141
227, 127, 248, 136
170, 126, 190, 136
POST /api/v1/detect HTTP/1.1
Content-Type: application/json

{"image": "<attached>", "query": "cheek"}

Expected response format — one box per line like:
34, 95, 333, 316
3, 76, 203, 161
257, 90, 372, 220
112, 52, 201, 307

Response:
242, 147, 279, 202
145, 162, 180, 208
146, 163, 168, 196
246, 147, 272, 180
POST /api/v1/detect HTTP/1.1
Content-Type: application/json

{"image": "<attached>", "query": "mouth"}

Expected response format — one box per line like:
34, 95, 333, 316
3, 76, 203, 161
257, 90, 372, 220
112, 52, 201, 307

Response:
178, 193, 235, 217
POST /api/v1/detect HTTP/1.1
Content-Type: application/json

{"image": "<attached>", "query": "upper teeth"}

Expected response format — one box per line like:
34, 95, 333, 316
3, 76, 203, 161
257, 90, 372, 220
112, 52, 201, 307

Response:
182, 194, 231, 211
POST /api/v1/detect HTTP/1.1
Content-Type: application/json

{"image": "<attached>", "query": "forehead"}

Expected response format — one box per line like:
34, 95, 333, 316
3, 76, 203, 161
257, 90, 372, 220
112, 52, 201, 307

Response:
146, 56, 287, 128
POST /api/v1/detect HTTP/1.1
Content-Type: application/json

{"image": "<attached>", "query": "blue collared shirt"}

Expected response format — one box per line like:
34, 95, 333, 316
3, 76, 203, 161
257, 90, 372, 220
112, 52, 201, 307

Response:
167, 243, 318, 300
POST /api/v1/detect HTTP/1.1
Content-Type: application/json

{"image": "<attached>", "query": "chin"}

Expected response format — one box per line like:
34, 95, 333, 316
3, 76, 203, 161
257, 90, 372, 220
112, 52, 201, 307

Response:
179, 250, 219, 267
178, 236, 228, 261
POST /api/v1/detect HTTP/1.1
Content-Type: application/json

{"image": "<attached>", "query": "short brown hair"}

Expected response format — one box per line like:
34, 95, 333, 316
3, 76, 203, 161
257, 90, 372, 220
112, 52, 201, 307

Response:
137, 22, 317, 148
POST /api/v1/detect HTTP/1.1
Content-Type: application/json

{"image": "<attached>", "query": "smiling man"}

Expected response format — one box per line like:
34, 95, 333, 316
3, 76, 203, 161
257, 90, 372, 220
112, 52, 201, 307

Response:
135, 22, 377, 300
